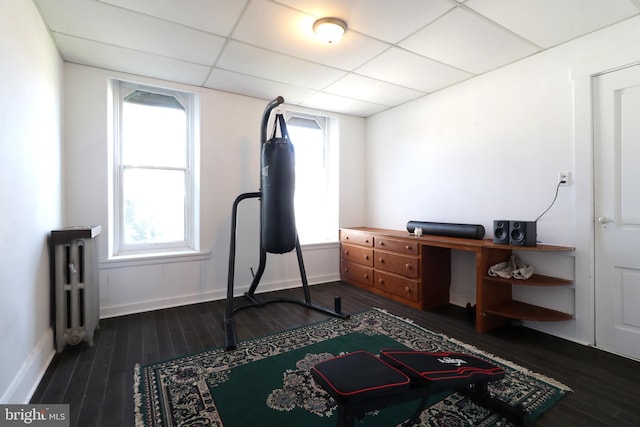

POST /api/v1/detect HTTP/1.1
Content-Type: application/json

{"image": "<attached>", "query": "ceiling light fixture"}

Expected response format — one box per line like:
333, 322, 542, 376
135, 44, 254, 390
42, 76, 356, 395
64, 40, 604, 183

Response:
313, 17, 347, 44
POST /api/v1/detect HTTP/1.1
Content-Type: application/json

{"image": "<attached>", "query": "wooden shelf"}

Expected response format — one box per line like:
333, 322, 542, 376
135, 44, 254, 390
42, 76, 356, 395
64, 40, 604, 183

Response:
484, 300, 574, 322
485, 241, 574, 252
483, 273, 573, 287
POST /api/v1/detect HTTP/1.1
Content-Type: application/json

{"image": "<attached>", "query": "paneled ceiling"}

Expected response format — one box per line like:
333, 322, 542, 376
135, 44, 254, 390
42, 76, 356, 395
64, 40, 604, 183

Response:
35, 0, 640, 117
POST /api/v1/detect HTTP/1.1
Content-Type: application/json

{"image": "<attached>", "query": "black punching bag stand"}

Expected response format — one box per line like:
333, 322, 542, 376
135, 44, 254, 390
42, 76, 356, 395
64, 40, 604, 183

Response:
224, 96, 348, 350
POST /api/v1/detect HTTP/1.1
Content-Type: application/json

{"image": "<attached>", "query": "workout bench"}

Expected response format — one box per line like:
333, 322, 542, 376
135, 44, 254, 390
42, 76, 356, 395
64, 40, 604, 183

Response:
311, 349, 527, 427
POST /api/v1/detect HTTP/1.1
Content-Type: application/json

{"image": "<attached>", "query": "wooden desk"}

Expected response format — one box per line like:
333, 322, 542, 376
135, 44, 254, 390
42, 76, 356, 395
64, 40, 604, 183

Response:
339, 227, 574, 333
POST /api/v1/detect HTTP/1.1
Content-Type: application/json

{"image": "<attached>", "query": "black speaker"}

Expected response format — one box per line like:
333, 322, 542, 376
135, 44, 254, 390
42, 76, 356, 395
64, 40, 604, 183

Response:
493, 220, 510, 244
509, 221, 537, 246
406, 221, 485, 240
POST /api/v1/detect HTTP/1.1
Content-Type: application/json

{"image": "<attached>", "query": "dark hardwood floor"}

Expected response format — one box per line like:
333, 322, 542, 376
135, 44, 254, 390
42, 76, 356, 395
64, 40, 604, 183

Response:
31, 281, 640, 426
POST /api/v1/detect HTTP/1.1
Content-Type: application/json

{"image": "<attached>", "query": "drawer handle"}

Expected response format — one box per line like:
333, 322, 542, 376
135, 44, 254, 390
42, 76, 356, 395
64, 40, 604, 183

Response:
364, 255, 369, 260
365, 239, 370, 243
364, 273, 369, 279
405, 245, 410, 250
345, 236, 349, 240
343, 267, 349, 272
378, 279, 384, 284
379, 241, 385, 246
405, 286, 411, 293
345, 250, 349, 255
405, 263, 411, 270
379, 257, 384, 263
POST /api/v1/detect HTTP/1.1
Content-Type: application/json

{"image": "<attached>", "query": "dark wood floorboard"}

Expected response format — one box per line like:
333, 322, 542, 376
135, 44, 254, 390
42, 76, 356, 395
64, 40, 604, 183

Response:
30, 281, 640, 426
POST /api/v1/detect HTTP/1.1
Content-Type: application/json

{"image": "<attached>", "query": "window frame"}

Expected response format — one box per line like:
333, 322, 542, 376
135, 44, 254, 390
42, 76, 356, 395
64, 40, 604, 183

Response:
111, 80, 199, 257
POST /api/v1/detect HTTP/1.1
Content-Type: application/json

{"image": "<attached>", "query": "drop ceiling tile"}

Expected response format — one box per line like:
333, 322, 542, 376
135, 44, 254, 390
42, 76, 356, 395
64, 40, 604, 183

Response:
323, 74, 424, 106
36, 0, 225, 65
205, 68, 317, 104
301, 92, 388, 117
54, 34, 212, 85
216, 41, 347, 90
232, 0, 389, 71
35, 0, 639, 118
399, 8, 540, 74
356, 47, 473, 93
466, 0, 640, 48
275, 0, 455, 43
98, 0, 249, 35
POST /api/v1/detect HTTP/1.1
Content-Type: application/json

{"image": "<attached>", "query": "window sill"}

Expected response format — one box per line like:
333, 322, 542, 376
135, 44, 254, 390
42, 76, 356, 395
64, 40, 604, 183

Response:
100, 250, 211, 269
99, 243, 337, 269
299, 241, 339, 250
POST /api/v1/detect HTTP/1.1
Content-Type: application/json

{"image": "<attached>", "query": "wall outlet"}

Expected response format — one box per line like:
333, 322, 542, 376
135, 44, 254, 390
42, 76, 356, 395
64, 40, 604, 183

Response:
558, 171, 570, 185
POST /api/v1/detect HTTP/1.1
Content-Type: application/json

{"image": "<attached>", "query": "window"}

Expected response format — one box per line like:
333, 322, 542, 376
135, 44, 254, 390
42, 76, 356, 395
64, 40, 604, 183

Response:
111, 80, 199, 255
285, 111, 338, 244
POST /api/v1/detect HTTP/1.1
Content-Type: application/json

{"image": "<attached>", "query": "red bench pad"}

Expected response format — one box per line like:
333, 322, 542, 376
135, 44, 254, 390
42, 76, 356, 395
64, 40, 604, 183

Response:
311, 351, 410, 403
379, 349, 504, 388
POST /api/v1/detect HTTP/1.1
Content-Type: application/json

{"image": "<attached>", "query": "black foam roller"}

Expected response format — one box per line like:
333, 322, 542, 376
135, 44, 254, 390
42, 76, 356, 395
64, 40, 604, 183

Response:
406, 221, 485, 240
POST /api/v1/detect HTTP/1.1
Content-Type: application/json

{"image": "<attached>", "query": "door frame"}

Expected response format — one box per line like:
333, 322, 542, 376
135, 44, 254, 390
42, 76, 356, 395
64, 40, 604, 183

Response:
572, 42, 640, 348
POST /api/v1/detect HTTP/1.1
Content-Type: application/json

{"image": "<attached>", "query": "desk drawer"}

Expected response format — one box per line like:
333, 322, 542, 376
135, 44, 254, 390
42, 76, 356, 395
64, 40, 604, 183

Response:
341, 260, 373, 287
374, 237, 419, 255
340, 230, 374, 247
341, 243, 373, 267
374, 271, 419, 303
374, 250, 419, 279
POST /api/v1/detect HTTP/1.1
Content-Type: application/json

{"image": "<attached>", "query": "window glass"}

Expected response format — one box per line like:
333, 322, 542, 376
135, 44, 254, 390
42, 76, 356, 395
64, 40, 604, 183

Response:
122, 168, 186, 244
121, 100, 187, 168
286, 112, 337, 244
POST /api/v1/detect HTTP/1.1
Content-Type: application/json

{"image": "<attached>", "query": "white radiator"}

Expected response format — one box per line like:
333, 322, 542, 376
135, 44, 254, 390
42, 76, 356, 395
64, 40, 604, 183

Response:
51, 226, 101, 353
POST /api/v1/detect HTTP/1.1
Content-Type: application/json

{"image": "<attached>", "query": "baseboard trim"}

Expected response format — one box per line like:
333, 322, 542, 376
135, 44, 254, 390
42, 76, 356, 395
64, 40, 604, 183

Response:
99, 274, 340, 319
1, 328, 55, 404
449, 284, 475, 309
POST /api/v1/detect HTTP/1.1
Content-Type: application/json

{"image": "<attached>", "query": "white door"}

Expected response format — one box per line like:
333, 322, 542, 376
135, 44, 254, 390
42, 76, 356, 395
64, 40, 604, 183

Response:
593, 64, 640, 361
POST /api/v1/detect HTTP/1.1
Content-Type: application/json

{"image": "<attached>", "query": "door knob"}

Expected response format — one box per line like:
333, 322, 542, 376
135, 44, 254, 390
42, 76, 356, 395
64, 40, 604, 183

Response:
597, 216, 612, 224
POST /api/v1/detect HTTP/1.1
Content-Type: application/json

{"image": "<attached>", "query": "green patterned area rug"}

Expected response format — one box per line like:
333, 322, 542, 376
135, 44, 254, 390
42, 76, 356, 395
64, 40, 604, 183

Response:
134, 308, 569, 426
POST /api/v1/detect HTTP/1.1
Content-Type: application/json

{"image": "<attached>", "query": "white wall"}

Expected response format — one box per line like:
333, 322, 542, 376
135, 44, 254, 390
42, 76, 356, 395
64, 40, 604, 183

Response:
0, 0, 63, 403
63, 63, 367, 318
366, 16, 640, 345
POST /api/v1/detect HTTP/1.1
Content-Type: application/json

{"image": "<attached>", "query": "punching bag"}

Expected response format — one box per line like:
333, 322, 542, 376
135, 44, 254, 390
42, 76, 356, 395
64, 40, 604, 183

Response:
261, 114, 297, 253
